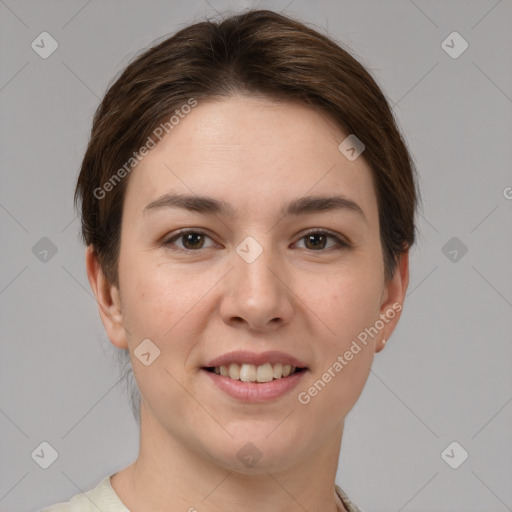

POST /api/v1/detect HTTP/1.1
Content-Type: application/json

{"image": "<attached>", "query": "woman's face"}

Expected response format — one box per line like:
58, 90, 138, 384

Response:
92, 95, 408, 473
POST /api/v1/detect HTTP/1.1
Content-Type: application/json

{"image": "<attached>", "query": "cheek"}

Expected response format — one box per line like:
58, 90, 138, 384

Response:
120, 254, 198, 332
121, 263, 206, 415
298, 274, 380, 417
300, 268, 381, 404
298, 348, 374, 429
119, 255, 222, 375
314, 267, 383, 341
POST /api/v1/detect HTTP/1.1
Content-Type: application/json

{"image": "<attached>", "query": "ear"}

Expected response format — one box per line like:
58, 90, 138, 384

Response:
85, 245, 128, 350
374, 250, 409, 354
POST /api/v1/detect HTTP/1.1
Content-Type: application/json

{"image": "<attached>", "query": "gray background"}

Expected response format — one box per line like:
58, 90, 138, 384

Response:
1, 0, 511, 511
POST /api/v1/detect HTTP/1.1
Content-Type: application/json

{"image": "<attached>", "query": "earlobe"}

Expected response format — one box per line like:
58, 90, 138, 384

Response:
375, 338, 387, 353
85, 245, 128, 350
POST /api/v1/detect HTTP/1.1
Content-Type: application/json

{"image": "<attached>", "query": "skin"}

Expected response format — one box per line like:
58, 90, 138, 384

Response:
86, 95, 409, 512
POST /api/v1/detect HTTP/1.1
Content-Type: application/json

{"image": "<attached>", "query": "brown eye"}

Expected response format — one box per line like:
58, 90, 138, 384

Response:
304, 233, 328, 250
164, 230, 215, 251
163, 229, 349, 253
180, 232, 205, 250
295, 230, 349, 251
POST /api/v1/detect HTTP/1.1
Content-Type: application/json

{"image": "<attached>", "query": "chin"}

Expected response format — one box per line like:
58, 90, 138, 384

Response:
203, 429, 308, 475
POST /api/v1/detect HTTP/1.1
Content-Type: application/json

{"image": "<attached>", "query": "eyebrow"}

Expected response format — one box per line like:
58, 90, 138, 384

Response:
143, 192, 367, 223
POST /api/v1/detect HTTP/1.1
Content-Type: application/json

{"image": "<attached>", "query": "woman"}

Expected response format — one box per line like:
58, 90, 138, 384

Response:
42, 8, 419, 512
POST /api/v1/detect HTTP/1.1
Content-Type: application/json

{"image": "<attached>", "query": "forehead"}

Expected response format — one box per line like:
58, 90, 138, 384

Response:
123, 96, 378, 223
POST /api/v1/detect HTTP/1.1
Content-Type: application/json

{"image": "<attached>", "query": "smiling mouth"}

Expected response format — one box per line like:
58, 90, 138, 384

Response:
204, 363, 307, 383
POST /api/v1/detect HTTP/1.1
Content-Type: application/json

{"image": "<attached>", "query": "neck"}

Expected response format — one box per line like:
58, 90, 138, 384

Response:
112, 404, 348, 512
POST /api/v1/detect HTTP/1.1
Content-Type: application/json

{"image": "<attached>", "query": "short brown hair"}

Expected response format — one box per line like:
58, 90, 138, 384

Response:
76, 9, 419, 288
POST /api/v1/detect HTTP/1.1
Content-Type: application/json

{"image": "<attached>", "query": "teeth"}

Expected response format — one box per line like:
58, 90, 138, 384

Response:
214, 363, 300, 382
256, 363, 274, 383
273, 363, 283, 378
239, 363, 256, 382
228, 363, 240, 380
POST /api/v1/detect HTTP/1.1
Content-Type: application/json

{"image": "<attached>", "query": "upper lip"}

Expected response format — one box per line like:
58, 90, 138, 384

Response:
204, 350, 308, 368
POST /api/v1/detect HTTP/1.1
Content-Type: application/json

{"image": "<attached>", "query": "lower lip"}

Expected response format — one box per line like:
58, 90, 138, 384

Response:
202, 369, 307, 402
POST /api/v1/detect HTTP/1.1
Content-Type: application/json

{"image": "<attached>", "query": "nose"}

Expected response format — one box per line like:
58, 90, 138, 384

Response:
219, 239, 294, 333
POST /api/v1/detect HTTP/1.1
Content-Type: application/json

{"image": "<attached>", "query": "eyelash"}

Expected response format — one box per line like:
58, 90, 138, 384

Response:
162, 228, 350, 253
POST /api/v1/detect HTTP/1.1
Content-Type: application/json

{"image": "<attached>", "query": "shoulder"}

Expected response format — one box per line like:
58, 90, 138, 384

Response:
41, 475, 129, 512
